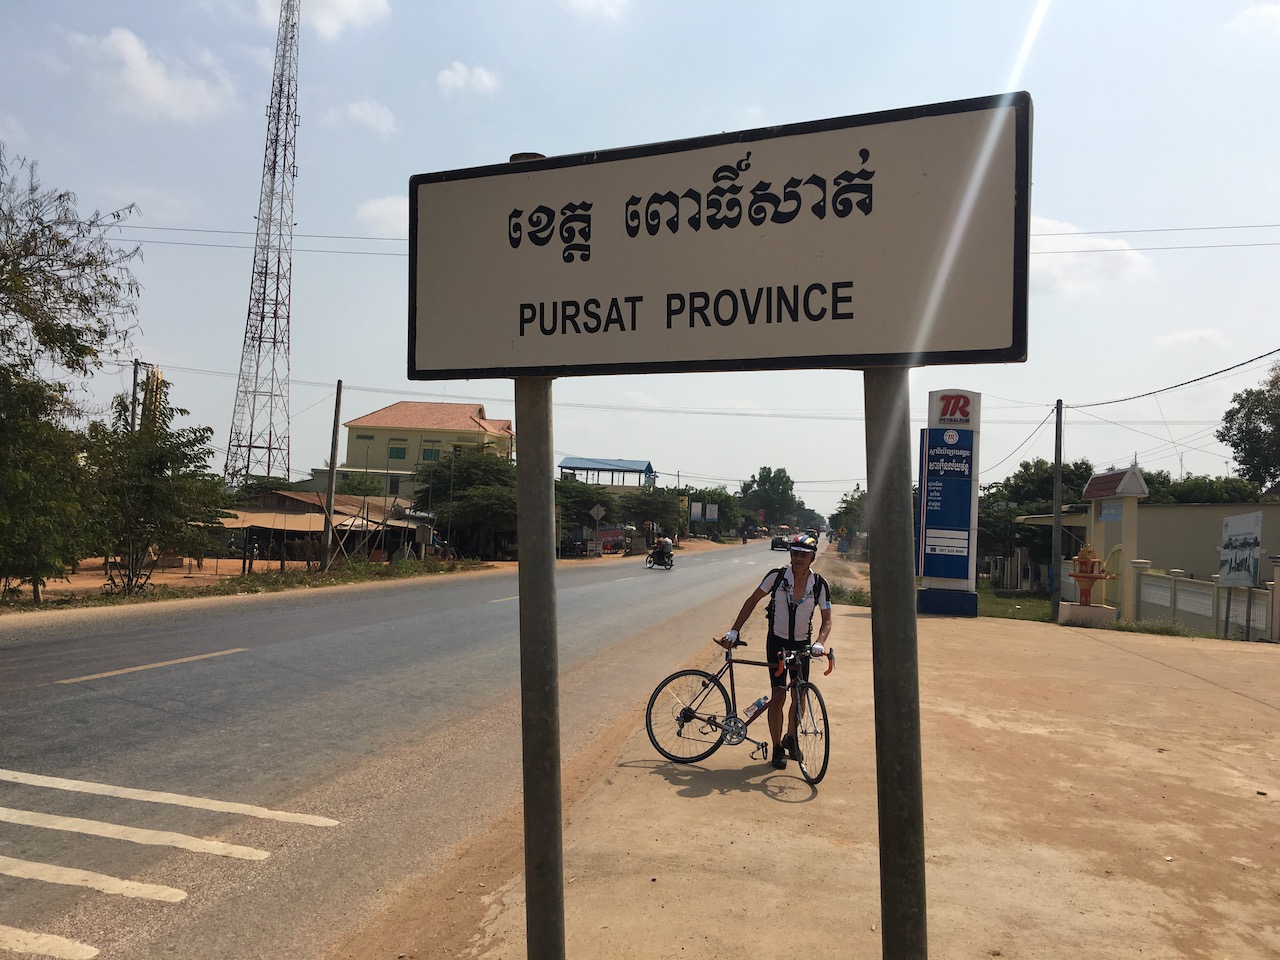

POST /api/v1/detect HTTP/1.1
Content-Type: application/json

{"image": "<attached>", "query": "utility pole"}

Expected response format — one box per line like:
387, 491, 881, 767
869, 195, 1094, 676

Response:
321, 379, 342, 572
1051, 399, 1063, 620
130, 358, 141, 433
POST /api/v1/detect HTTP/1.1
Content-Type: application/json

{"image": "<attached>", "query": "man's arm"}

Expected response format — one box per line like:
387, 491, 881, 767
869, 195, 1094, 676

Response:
718, 586, 769, 647
816, 604, 832, 645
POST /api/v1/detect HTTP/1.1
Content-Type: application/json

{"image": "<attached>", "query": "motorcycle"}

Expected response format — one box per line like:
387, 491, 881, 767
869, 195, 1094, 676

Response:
645, 550, 674, 570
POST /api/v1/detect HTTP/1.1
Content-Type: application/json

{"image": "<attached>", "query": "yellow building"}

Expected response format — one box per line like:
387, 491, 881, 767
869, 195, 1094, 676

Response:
308, 401, 514, 499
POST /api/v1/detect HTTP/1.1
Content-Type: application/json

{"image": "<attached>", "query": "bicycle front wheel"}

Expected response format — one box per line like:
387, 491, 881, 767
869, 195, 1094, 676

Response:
645, 669, 730, 763
795, 681, 830, 785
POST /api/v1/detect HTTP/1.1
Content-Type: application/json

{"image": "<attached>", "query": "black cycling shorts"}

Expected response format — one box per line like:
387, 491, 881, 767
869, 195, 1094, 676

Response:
766, 635, 810, 689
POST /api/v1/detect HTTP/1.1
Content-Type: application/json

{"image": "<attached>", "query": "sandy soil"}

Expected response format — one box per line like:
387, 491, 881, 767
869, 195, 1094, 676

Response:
320, 540, 1280, 960
20, 537, 749, 603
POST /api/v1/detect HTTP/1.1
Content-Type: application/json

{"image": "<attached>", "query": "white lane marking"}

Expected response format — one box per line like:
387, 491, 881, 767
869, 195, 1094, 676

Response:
488, 595, 519, 603
612, 577, 637, 582
0, 925, 98, 959
0, 854, 185, 902
57, 648, 248, 684
0, 769, 338, 827
0, 806, 268, 861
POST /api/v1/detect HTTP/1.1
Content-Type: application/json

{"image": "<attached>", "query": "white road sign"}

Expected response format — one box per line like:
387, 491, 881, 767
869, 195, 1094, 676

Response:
410, 92, 1031, 380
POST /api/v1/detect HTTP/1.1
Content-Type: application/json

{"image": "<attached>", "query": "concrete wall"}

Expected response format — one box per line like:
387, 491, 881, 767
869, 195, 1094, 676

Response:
1120, 503, 1280, 582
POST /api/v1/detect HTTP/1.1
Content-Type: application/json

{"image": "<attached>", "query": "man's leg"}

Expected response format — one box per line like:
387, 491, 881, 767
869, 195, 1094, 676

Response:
767, 694, 786, 767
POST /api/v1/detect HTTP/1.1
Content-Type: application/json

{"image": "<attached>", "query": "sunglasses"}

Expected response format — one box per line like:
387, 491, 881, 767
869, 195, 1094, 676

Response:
789, 549, 815, 557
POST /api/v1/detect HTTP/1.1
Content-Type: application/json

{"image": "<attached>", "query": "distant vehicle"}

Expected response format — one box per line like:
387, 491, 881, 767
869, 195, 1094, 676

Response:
771, 534, 789, 550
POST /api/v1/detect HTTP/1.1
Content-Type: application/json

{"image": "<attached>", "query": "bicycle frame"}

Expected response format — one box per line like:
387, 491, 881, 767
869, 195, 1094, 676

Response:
706, 646, 811, 753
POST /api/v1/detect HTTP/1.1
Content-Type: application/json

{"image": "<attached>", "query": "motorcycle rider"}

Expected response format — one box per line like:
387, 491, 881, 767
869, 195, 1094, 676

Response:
649, 534, 674, 565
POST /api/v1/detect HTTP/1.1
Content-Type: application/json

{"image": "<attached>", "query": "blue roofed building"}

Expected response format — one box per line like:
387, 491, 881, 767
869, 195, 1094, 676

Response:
558, 457, 658, 495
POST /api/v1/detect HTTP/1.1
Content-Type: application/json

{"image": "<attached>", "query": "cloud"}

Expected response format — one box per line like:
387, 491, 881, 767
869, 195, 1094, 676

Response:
437, 62, 501, 96
561, 0, 631, 18
355, 195, 407, 237
261, 0, 389, 41
0, 114, 28, 146
66, 28, 236, 123
1226, 3, 1280, 35
1154, 328, 1229, 349
326, 99, 397, 135
1029, 215, 1150, 297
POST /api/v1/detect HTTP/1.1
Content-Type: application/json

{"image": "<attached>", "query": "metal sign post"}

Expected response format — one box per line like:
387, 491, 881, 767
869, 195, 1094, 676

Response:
864, 366, 928, 958
514, 377, 565, 960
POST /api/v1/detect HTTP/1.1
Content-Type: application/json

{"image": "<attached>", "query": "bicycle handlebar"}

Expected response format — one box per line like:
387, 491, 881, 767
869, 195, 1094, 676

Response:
771, 644, 836, 677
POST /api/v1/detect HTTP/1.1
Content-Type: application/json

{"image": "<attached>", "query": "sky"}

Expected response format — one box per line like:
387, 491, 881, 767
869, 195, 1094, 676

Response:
2, 0, 1278, 520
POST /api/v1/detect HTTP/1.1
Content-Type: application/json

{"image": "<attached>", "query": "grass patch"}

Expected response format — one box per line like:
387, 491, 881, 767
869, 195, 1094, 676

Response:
976, 579, 1053, 621
1105, 618, 1214, 638
829, 582, 870, 607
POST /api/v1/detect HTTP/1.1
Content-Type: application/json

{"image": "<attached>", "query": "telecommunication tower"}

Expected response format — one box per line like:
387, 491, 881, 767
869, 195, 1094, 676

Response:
224, 0, 300, 487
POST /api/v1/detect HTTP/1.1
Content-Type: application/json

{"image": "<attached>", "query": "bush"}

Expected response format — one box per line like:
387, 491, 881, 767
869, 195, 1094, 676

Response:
829, 582, 870, 606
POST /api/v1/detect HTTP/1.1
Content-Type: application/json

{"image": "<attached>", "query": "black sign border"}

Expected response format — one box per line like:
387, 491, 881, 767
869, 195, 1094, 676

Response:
409, 91, 1031, 381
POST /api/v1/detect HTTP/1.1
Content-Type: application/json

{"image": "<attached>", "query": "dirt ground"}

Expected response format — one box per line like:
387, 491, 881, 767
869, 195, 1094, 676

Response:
23, 541, 1280, 957
320, 540, 1279, 960
20, 556, 327, 601
22, 537, 758, 602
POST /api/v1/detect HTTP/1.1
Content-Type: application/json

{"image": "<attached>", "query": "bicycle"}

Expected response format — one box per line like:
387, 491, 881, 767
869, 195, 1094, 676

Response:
645, 638, 834, 784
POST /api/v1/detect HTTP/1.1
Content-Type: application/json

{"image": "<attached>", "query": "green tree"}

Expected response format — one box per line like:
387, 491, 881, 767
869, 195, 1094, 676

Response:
413, 445, 517, 557
1, 144, 144, 601
1, 144, 141, 385
555, 477, 618, 535
617, 486, 681, 542
686, 485, 742, 538
794, 505, 824, 532
85, 370, 227, 594
829, 485, 866, 537
977, 457, 1095, 564
236, 474, 311, 498
1141, 470, 1264, 504
0, 374, 95, 602
336, 473, 384, 497
739, 466, 799, 527
1218, 364, 1280, 487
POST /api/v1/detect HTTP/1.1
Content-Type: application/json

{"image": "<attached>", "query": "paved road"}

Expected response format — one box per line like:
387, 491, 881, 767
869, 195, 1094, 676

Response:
0, 543, 769, 959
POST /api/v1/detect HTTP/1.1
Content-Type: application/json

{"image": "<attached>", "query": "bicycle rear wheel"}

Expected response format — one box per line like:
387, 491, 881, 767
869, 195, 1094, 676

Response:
795, 681, 830, 785
645, 669, 730, 763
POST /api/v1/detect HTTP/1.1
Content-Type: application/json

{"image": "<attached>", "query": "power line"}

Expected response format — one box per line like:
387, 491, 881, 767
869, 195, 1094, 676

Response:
112, 220, 1280, 258
1069, 347, 1280, 409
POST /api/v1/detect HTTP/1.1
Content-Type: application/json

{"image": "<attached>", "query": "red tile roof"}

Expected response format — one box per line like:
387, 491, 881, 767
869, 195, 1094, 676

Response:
1081, 465, 1149, 500
345, 401, 513, 438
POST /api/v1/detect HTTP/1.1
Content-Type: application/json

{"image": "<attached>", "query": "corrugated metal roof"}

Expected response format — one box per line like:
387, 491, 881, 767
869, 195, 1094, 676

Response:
345, 401, 513, 437
253, 491, 416, 521
559, 457, 655, 473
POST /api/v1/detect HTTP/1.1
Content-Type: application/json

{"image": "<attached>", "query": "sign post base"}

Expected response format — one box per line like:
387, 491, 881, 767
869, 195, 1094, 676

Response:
916, 587, 978, 617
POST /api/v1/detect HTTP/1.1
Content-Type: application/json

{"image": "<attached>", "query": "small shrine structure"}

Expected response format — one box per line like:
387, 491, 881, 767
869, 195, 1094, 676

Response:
1060, 464, 1149, 624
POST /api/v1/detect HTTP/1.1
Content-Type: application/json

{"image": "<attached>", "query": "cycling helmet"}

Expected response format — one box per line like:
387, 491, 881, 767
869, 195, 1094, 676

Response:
789, 533, 818, 554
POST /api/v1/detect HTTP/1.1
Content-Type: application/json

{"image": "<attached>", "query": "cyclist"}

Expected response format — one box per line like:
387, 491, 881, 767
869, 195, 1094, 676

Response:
718, 532, 831, 769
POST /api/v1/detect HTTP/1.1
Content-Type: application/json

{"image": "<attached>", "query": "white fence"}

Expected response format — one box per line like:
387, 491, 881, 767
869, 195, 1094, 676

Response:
1054, 558, 1275, 642
1131, 566, 1272, 642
